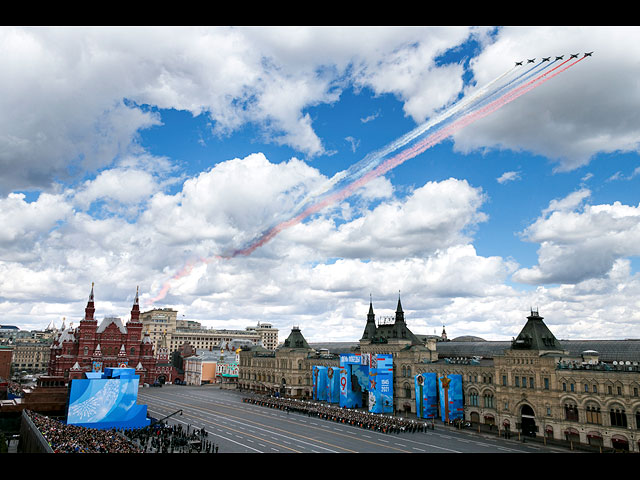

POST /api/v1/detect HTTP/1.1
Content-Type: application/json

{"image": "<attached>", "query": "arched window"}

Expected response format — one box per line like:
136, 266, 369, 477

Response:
483, 392, 494, 408
407, 366, 411, 377
564, 403, 579, 421
468, 390, 479, 406
404, 383, 411, 399
586, 405, 601, 424
610, 407, 627, 428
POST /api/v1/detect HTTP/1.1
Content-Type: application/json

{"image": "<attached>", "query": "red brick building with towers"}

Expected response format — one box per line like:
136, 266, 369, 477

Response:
48, 284, 169, 384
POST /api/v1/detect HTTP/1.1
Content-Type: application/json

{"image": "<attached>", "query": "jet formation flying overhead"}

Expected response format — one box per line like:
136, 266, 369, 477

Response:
515, 52, 593, 66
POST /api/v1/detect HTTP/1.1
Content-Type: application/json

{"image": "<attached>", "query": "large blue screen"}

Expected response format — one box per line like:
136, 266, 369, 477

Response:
67, 369, 150, 430
338, 353, 393, 413
339, 354, 368, 409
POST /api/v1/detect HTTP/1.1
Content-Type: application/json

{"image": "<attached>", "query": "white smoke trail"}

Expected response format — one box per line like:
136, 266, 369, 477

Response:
255, 61, 551, 237
147, 56, 587, 304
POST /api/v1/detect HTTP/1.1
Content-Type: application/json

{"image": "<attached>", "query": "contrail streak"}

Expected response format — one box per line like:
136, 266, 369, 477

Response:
147, 55, 589, 304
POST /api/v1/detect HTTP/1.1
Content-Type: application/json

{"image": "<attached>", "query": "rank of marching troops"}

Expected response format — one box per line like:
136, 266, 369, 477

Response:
242, 395, 434, 434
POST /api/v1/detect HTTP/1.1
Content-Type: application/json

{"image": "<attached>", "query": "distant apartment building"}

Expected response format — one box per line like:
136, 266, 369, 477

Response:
10, 339, 51, 375
140, 308, 278, 353
247, 322, 279, 350
1, 324, 57, 377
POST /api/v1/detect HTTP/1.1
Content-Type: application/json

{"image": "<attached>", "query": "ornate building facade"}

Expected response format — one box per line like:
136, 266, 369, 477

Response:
239, 326, 317, 398
238, 298, 640, 452
47, 285, 166, 385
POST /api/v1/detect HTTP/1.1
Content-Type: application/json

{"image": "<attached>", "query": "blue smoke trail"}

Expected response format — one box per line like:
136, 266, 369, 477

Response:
148, 56, 587, 303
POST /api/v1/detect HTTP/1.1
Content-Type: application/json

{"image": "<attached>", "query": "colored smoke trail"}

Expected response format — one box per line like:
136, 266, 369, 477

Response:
147, 55, 589, 304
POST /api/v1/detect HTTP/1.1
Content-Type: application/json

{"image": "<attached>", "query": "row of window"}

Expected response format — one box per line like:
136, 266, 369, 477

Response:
83, 346, 139, 356
562, 382, 639, 396
497, 375, 639, 397
565, 404, 640, 428
468, 392, 495, 408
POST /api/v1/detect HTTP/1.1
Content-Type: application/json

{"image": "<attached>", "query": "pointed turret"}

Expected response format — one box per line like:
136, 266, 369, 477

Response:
361, 295, 378, 341
130, 286, 141, 323
84, 283, 96, 321
126, 286, 144, 346
395, 292, 405, 323
156, 330, 169, 364
368, 296, 375, 322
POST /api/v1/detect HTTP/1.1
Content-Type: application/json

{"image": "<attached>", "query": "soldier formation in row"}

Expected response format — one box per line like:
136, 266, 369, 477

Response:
243, 394, 434, 434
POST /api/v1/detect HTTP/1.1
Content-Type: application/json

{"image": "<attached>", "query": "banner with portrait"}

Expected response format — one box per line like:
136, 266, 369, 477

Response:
367, 354, 393, 414
415, 372, 438, 419
325, 366, 340, 403
312, 366, 327, 401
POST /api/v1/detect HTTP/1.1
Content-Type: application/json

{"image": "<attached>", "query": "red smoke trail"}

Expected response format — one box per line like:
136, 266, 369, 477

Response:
373, 57, 585, 177
147, 56, 588, 304
231, 57, 586, 259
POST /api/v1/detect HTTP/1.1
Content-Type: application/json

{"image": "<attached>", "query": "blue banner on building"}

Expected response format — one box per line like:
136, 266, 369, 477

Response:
415, 373, 438, 419
312, 366, 327, 401
339, 353, 368, 409
67, 368, 150, 430
438, 374, 463, 422
337, 353, 393, 412
326, 366, 340, 403
367, 354, 393, 414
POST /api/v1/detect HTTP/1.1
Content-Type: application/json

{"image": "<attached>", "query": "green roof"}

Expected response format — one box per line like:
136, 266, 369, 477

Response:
511, 310, 563, 351
280, 326, 311, 350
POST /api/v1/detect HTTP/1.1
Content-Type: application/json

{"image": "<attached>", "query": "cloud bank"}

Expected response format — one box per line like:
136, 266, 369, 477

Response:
2, 26, 640, 342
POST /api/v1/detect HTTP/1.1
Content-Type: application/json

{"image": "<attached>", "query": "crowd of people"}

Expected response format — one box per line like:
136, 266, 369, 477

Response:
121, 422, 219, 453
243, 394, 434, 434
26, 410, 219, 453
26, 410, 143, 453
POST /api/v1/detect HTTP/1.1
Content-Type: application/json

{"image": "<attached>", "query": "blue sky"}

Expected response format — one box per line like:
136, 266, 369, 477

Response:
2, 26, 640, 343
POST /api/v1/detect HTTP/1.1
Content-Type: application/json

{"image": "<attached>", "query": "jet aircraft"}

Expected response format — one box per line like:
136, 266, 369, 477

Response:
542, 57, 550, 62
570, 53, 579, 58
527, 58, 535, 63
584, 51, 593, 57
515, 61, 523, 66
555, 55, 564, 60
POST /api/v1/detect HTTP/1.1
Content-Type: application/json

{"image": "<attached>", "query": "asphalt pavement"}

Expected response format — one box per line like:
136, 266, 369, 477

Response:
137, 384, 574, 454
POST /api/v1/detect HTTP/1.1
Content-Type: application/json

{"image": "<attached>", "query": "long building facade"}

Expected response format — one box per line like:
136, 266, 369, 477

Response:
140, 308, 278, 353
239, 298, 640, 452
